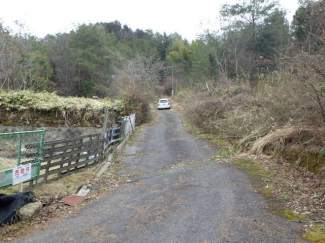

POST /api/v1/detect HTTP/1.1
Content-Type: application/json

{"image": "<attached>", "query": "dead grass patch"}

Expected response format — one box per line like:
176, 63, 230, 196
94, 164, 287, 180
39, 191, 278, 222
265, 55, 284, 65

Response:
250, 127, 325, 174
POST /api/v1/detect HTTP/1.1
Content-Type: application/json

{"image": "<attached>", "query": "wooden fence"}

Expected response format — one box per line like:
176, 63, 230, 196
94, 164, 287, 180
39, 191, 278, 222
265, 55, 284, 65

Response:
27, 125, 125, 187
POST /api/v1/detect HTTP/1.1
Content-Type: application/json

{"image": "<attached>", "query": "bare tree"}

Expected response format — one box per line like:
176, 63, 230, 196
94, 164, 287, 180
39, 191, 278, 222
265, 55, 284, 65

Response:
114, 55, 164, 95
290, 33, 325, 122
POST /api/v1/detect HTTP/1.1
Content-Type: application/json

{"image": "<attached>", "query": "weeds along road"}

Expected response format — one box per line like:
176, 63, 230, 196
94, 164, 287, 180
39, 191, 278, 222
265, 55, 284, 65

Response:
19, 110, 307, 243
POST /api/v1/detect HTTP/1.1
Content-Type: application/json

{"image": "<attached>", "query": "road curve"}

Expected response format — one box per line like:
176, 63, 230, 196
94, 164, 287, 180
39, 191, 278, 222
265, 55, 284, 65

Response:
18, 110, 307, 243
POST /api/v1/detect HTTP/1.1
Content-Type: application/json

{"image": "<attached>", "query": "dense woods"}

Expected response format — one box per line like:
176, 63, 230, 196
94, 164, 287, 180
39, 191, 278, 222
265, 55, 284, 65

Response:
0, 21, 170, 97
0, 1, 323, 97
0, 0, 324, 141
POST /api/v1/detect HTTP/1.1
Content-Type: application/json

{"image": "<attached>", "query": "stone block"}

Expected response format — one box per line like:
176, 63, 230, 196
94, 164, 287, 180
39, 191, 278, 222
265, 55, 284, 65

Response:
18, 202, 42, 220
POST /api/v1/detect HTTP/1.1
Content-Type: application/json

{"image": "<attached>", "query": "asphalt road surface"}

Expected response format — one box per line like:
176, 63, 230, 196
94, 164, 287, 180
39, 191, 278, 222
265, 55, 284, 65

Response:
19, 110, 308, 243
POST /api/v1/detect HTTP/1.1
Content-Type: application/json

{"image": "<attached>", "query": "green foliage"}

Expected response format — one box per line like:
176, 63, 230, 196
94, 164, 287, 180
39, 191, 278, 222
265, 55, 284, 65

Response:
303, 225, 325, 242
66, 24, 117, 96
218, 0, 288, 81
292, 0, 325, 49
43, 22, 174, 97
189, 41, 210, 79
167, 38, 191, 71
220, 0, 278, 27
154, 32, 171, 61
257, 9, 289, 59
215, 148, 236, 157
283, 194, 291, 200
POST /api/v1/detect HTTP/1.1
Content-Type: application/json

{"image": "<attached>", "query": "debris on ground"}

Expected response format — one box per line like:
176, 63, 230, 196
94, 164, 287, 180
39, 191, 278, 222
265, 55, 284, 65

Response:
0, 192, 36, 227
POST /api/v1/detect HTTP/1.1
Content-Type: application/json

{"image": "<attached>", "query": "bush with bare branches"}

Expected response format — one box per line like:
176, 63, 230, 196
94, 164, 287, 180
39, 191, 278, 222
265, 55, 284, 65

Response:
114, 55, 164, 95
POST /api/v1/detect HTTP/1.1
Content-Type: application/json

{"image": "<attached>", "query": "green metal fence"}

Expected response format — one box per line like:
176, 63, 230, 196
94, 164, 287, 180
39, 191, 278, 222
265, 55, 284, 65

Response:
0, 130, 45, 188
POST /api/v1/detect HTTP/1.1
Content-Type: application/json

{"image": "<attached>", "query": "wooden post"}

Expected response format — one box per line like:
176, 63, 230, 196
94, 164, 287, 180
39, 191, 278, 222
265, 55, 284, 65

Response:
74, 138, 83, 170
44, 144, 55, 183
120, 117, 125, 138
111, 107, 115, 145
102, 107, 109, 138
66, 140, 76, 174
19, 183, 24, 192
111, 106, 115, 125
94, 134, 100, 165
102, 107, 109, 156
58, 142, 68, 178
85, 135, 92, 167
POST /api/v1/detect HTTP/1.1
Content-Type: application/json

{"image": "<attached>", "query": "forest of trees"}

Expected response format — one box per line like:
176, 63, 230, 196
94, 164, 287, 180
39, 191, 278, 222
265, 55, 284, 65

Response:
0, 0, 324, 100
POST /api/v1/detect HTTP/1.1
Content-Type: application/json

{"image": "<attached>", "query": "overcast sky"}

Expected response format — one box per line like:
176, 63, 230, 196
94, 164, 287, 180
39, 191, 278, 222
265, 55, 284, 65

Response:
0, 0, 299, 42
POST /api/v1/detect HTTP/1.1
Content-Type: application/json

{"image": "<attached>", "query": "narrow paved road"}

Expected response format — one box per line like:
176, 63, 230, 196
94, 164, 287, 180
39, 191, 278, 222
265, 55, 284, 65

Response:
19, 110, 307, 243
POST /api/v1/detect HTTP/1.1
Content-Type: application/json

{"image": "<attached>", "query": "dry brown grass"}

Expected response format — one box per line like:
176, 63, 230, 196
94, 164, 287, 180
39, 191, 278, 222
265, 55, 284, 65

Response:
250, 126, 299, 155
178, 68, 325, 147
176, 85, 271, 143
250, 126, 325, 174
177, 68, 325, 176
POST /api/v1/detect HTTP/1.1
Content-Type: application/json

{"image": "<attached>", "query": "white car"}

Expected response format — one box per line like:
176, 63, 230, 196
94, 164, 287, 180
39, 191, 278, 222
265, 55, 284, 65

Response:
157, 99, 171, 110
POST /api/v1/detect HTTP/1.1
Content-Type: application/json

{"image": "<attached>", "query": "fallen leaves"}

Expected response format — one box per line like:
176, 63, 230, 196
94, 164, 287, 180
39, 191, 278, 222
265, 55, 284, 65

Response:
249, 154, 325, 230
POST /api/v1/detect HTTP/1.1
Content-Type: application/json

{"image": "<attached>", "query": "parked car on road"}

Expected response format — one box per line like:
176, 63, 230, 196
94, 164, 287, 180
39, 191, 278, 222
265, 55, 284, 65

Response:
157, 99, 171, 110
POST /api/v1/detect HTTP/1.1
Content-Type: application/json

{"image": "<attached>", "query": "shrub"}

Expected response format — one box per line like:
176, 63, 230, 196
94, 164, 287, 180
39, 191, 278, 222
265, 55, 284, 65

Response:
0, 89, 123, 127
122, 92, 152, 125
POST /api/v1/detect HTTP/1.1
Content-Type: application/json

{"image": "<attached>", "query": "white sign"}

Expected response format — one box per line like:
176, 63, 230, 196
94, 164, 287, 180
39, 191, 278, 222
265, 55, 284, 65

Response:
12, 163, 32, 185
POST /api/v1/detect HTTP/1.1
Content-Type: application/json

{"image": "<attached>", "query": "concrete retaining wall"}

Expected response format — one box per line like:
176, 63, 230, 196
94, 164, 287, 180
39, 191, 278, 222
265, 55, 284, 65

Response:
0, 126, 102, 142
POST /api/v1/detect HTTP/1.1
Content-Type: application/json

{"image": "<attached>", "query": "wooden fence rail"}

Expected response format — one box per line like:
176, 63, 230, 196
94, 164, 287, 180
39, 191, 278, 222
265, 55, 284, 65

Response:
27, 134, 101, 186
27, 125, 123, 187
22, 114, 135, 188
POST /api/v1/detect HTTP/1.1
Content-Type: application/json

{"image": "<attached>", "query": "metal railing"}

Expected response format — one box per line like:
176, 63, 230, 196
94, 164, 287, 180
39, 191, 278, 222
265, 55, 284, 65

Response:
0, 130, 45, 188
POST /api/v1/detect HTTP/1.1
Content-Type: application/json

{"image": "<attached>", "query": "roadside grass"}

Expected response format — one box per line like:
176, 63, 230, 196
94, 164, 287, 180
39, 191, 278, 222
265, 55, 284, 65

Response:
179, 115, 200, 135
278, 210, 311, 222
0, 185, 20, 194
232, 157, 269, 188
128, 127, 142, 146
194, 134, 230, 147
172, 100, 232, 151
303, 225, 325, 243
213, 148, 236, 157
169, 101, 200, 134
33, 165, 98, 197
